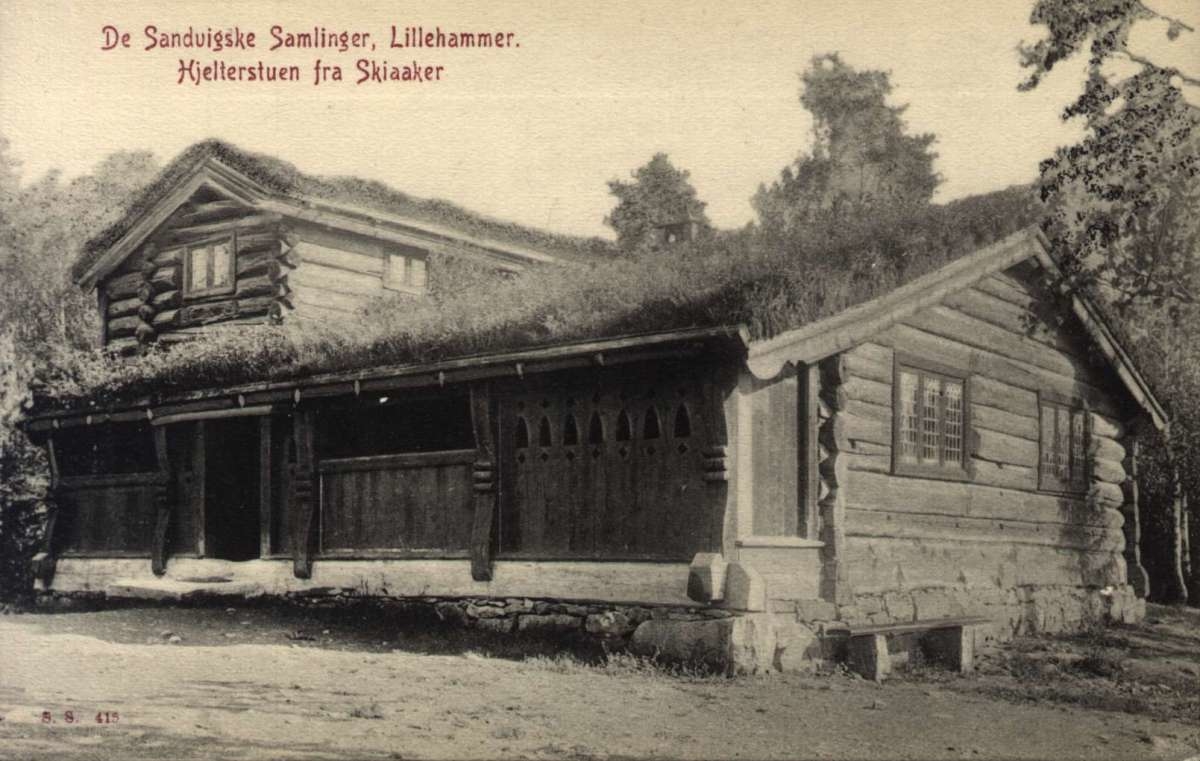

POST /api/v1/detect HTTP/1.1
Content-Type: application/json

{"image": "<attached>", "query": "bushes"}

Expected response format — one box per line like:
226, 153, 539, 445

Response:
0, 331, 47, 603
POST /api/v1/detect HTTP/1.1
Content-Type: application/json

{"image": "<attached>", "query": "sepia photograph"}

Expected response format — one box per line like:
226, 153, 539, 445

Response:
0, 1, 1198, 759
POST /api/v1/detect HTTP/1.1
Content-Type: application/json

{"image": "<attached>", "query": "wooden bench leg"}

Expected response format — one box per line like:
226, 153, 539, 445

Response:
922, 626, 975, 673
847, 634, 891, 681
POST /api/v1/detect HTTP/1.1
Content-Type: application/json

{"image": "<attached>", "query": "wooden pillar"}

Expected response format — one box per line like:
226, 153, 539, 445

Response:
150, 426, 172, 576
291, 408, 317, 579
818, 353, 852, 604
192, 422, 207, 557
1120, 436, 1150, 598
259, 416, 273, 558
30, 433, 62, 587
469, 383, 497, 581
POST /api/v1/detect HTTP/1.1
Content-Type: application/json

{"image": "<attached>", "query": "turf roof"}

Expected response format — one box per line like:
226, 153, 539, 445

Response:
39, 183, 1043, 410
71, 139, 616, 283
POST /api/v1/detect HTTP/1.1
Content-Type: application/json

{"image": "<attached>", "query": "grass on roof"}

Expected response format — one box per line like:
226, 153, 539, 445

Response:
72, 139, 614, 282
40, 185, 1039, 409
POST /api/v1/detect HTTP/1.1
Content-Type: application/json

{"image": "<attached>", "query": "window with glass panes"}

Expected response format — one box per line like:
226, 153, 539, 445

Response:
893, 360, 969, 477
182, 237, 235, 297
1038, 396, 1088, 492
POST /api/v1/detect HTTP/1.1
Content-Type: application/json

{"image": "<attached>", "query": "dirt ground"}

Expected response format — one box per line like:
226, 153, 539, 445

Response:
0, 601, 1198, 761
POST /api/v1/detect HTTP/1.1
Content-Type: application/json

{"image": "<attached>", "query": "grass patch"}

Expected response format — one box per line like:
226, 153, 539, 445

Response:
348, 703, 385, 720
523, 649, 726, 681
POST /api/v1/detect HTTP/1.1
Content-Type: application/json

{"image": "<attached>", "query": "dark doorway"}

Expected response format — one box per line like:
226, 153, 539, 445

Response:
204, 417, 261, 561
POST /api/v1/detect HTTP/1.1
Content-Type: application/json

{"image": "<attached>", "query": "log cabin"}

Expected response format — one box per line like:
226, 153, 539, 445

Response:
22, 142, 1166, 673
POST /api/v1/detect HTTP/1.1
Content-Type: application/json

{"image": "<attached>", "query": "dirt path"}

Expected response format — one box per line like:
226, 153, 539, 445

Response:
1, 605, 1198, 760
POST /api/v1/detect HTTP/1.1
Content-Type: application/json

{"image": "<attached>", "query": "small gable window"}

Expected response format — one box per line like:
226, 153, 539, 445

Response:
183, 238, 235, 297
893, 357, 970, 479
1039, 394, 1089, 493
384, 252, 428, 294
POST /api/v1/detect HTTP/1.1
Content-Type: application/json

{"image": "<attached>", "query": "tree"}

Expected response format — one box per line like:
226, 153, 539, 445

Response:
1019, 0, 1199, 312
1019, 1, 1200, 604
753, 54, 940, 239
604, 153, 710, 254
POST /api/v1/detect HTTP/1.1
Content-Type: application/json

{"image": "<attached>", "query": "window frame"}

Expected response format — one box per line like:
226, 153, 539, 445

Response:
890, 354, 973, 481
181, 234, 237, 299
1037, 390, 1090, 494
383, 251, 429, 295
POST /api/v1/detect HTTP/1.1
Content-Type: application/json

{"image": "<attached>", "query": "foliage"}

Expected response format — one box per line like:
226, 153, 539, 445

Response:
1019, 0, 1200, 602
604, 153, 711, 254
34, 185, 1038, 408
0, 135, 159, 602
1019, 0, 1199, 312
753, 54, 940, 241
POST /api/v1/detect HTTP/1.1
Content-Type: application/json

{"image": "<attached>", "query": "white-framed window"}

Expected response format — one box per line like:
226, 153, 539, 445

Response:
384, 253, 428, 293
893, 356, 971, 479
182, 237, 235, 297
1039, 393, 1089, 493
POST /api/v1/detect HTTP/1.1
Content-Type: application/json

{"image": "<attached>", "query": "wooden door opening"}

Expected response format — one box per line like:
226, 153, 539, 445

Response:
203, 417, 262, 561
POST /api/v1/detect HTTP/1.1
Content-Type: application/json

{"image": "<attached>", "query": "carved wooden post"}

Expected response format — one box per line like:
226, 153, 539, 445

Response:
151, 426, 173, 576
30, 433, 62, 588
701, 377, 729, 541
469, 383, 497, 581
818, 354, 852, 604
291, 408, 317, 579
1120, 436, 1150, 598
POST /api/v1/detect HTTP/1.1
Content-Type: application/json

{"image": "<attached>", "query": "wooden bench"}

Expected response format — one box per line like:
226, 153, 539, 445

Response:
840, 616, 991, 681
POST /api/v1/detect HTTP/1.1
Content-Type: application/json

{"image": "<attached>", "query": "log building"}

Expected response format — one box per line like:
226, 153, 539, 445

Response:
23, 143, 1165, 672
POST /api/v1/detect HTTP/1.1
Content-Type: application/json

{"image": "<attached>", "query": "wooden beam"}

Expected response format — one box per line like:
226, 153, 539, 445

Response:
151, 426, 172, 576
291, 409, 317, 579
469, 382, 497, 581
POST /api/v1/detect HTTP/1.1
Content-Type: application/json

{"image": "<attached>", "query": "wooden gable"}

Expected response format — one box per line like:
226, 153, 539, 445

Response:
97, 186, 289, 353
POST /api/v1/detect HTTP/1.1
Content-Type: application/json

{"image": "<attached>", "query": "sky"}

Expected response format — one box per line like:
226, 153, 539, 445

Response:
0, 0, 1196, 239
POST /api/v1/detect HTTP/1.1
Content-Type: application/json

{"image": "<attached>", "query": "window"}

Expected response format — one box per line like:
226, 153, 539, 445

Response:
1039, 395, 1088, 492
384, 253, 428, 293
893, 358, 970, 478
183, 238, 235, 297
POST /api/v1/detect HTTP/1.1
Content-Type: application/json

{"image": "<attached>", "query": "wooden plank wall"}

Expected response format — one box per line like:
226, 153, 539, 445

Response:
748, 374, 800, 536
287, 223, 426, 322
100, 193, 288, 353
839, 264, 1132, 594
318, 451, 475, 552
57, 482, 158, 554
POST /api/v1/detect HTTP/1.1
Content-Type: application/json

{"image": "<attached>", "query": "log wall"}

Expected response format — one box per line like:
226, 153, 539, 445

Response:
99, 194, 288, 352
838, 265, 1134, 599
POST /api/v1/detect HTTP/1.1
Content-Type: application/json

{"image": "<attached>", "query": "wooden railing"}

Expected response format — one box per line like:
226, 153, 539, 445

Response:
56, 472, 165, 555
317, 449, 477, 554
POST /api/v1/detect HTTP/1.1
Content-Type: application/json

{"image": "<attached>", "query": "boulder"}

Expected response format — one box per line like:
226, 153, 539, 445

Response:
630, 614, 775, 675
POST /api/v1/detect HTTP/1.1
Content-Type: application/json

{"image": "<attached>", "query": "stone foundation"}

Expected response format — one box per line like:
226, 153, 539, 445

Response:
35, 588, 775, 674
35, 581, 1144, 676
